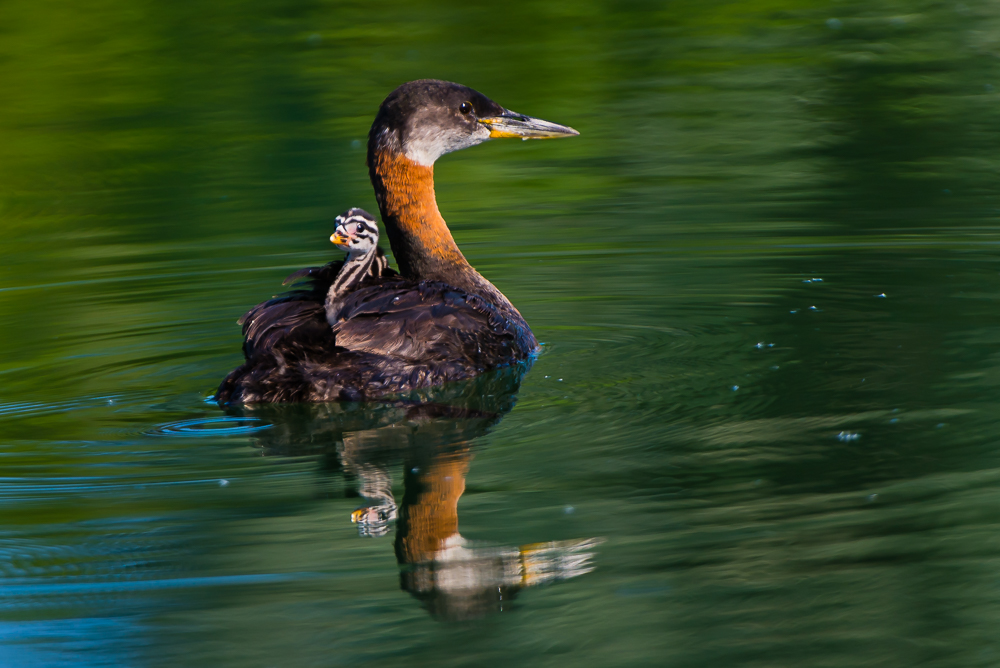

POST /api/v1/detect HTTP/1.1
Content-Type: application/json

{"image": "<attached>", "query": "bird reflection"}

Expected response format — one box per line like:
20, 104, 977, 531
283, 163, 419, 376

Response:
227, 365, 599, 620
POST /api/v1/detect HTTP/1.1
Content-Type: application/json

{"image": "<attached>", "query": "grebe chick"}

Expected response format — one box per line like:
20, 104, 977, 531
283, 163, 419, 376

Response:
325, 208, 389, 325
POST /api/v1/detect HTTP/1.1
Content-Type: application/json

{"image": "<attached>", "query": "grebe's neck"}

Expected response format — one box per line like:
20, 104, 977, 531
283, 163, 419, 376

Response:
325, 249, 381, 325
369, 150, 468, 280
368, 146, 538, 351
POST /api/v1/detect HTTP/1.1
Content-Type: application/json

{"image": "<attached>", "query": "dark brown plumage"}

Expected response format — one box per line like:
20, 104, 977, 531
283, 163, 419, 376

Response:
217, 80, 577, 404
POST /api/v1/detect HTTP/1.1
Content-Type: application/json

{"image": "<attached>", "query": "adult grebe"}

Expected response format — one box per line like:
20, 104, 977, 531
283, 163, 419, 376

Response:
217, 80, 578, 404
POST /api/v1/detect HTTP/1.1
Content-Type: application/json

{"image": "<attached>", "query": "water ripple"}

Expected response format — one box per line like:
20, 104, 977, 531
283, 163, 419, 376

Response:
147, 417, 273, 437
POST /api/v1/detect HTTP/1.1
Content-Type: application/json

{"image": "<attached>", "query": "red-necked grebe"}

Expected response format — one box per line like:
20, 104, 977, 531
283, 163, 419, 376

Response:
217, 79, 578, 403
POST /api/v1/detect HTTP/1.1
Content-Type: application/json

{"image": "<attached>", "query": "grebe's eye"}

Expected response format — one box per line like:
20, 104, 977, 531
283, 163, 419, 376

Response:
459, 102, 472, 115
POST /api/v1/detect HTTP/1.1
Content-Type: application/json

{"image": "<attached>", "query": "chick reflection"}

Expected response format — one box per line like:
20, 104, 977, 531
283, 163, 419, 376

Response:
237, 368, 599, 620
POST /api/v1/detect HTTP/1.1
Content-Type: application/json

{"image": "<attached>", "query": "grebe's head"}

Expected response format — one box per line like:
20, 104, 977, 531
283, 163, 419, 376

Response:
368, 80, 579, 167
331, 208, 379, 256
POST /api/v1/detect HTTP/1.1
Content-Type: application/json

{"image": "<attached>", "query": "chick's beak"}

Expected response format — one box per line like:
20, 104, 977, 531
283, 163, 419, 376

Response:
478, 109, 579, 139
330, 233, 349, 246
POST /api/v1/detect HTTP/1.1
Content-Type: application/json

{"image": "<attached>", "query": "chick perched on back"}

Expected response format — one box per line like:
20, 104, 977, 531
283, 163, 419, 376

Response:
325, 208, 389, 325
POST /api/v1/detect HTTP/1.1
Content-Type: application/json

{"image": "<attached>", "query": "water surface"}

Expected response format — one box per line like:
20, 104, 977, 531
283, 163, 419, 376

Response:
4, 0, 1000, 665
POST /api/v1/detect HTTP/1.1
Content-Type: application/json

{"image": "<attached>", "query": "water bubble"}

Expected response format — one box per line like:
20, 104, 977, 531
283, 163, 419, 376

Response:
544, 375, 550, 379
771, 365, 780, 370
790, 309, 799, 314
809, 305, 819, 311
867, 493, 878, 502
731, 385, 739, 391
564, 506, 575, 514
351, 139, 361, 149
936, 423, 945, 429
219, 479, 230, 487
837, 431, 860, 441
875, 293, 887, 298
827, 18, 843, 29
756, 342, 765, 349
558, 378, 563, 382
889, 418, 899, 424
411, 467, 420, 474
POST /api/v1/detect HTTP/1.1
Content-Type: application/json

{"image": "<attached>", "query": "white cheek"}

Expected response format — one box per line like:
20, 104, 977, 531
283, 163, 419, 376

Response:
404, 123, 491, 166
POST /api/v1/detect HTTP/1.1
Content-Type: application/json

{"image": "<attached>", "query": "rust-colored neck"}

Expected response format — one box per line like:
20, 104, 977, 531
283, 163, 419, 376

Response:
368, 145, 538, 353
369, 150, 474, 285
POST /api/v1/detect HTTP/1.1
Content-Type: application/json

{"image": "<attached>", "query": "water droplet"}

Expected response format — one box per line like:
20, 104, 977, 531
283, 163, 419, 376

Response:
937, 423, 945, 428
411, 467, 420, 474
351, 139, 361, 149
756, 342, 765, 348
867, 493, 878, 502
219, 479, 229, 487
544, 375, 550, 379
826, 18, 843, 29
790, 309, 799, 314
809, 305, 819, 311
564, 506, 575, 514
889, 418, 899, 424
731, 385, 739, 391
875, 293, 887, 298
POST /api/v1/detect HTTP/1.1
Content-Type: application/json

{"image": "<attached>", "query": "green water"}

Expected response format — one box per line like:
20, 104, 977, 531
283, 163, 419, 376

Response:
5, 0, 1000, 665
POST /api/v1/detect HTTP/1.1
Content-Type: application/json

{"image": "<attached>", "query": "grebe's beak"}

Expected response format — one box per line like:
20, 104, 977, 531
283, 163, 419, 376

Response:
478, 110, 579, 139
330, 233, 349, 247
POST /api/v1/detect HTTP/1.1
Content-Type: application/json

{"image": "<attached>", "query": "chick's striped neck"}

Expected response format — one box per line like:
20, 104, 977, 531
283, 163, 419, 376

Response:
325, 250, 385, 324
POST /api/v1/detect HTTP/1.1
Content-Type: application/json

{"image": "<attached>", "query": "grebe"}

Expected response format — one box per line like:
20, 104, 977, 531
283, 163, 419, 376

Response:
217, 80, 577, 404
324, 208, 389, 325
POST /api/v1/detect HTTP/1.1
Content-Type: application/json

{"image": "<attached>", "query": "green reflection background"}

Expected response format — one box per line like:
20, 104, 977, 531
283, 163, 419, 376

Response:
3, 0, 1000, 666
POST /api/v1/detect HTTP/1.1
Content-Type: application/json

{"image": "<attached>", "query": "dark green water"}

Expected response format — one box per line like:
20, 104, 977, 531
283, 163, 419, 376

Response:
5, 0, 1000, 665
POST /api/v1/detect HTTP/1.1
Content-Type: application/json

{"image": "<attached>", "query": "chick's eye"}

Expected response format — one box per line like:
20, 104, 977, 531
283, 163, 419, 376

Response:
459, 102, 472, 115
